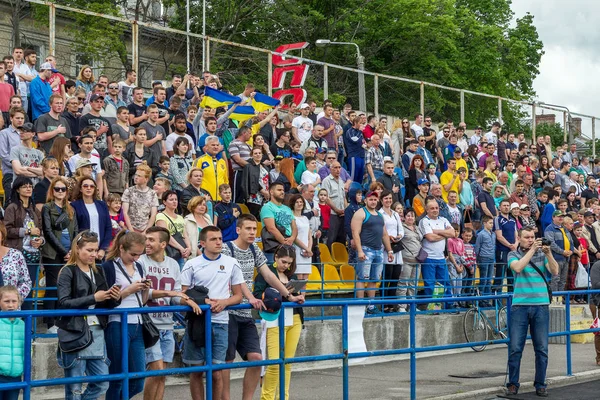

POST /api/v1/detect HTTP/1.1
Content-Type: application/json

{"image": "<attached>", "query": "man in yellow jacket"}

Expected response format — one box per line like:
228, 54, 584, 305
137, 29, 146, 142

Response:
195, 135, 229, 200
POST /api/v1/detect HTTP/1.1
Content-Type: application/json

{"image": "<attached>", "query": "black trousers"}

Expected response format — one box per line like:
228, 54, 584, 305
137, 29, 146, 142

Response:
383, 263, 402, 307
232, 170, 244, 204
42, 256, 63, 327
326, 214, 346, 248
2, 172, 12, 207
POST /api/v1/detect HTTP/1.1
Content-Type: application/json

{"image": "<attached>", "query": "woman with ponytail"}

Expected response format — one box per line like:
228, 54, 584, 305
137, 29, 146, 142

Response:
56, 230, 121, 400
101, 230, 150, 400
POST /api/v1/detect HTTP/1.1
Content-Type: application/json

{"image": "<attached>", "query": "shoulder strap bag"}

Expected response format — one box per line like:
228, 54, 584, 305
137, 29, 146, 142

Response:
114, 260, 160, 349
527, 260, 552, 302
160, 212, 187, 260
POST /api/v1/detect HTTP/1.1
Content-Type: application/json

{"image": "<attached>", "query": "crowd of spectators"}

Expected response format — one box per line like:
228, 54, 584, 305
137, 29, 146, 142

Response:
2, 45, 600, 399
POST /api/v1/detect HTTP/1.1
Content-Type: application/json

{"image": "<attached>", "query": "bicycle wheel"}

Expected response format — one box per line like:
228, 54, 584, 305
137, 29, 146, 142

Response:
497, 306, 508, 339
463, 308, 489, 352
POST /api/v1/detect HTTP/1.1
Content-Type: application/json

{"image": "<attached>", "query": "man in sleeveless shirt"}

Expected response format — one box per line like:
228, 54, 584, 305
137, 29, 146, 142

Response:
350, 191, 394, 314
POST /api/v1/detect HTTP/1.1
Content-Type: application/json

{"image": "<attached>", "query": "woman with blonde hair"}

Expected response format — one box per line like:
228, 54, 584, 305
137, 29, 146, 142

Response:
121, 163, 159, 233
41, 176, 79, 332
75, 65, 95, 95
56, 230, 121, 400
184, 195, 214, 258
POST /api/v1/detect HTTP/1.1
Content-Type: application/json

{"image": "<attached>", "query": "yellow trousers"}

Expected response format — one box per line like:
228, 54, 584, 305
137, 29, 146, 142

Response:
261, 314, 302, 400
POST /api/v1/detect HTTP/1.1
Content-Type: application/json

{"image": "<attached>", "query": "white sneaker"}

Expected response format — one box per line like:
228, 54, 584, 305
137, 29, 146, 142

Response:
47, 325, 58, 334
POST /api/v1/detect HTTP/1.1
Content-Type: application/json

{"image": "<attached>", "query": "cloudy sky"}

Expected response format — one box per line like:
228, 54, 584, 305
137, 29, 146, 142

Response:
511, 0, 599, 138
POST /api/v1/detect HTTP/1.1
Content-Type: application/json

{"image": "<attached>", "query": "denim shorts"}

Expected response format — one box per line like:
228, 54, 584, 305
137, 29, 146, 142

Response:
182, 323, 228, 365
145, 329, 175, 364
355, 246, 384, 281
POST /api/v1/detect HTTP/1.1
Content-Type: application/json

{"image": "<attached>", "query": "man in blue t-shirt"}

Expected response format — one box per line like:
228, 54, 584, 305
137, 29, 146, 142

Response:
493, 199, 518, 293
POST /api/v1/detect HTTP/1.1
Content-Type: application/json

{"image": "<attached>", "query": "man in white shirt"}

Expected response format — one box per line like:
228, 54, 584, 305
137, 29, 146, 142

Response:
411, 113, 423, 138
141, 226, 200, 400
485, 121, 501, 147
419, 197, 456, 310
469, 126, 483, 146
181, 226, 244, 400
292, 103, 314, 143
118, 69, 137, 104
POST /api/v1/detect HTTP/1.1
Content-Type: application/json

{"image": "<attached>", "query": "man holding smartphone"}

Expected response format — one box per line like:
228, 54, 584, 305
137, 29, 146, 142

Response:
505, 227, 559, 397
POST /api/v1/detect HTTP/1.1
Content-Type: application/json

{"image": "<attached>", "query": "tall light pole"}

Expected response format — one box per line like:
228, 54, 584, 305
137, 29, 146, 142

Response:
316, 39, 366, 113
537, 102, 573, 144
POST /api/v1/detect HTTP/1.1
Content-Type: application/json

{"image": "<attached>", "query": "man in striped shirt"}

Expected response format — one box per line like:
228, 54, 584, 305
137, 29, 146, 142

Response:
505, 227, 559, 397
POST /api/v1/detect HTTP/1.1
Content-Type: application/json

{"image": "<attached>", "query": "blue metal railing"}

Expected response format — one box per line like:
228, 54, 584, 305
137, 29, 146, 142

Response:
1, 289, 599, 400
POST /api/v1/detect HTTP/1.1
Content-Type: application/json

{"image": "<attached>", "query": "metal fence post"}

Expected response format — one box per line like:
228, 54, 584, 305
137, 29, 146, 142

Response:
531, 103, 536, 142
563, 111, 568, 143
279, 304, 286, 400
323, 64, 328, 102
460, 90, 464, 123
566, 297, 572, 376
206, 37, 211, 73
374, 74, 379, 119
593, 117, 596, 158
420, 82, 424, 117
131, 21, 139, 82
49, 4, 56, 56
267, 53, 273, 96
409, 301, 417, 400
205, 308, 213, 399
498, 97, 502, 124
121, 312, 130, 399
342, 305, 349, 400
23, 315, 32, 400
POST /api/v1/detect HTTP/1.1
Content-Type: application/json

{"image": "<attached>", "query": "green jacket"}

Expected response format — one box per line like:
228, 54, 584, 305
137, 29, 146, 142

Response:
0, 318, 25, 377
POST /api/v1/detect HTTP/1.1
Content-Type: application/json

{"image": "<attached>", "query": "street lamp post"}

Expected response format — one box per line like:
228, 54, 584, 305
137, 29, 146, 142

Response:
537, 102, 572, 144
316, 39, 366, 113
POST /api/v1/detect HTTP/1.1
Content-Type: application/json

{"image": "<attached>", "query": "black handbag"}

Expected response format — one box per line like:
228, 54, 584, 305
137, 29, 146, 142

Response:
160, 213, 186, 260
390, 212, 405, 253
114, 261, 160, 349
261, 224, 289, 253
57, 327, 93, 353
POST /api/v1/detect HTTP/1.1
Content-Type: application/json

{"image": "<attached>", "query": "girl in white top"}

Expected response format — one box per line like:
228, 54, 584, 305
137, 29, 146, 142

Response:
301, 156, 321, 203
380, 190, 405, 313
101, 230, 150, 399
288, 194, 313, 278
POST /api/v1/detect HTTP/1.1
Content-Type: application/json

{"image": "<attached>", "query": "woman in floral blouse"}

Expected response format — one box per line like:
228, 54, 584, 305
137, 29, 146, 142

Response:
121, 163, 159, 233
0, 222, 32, 301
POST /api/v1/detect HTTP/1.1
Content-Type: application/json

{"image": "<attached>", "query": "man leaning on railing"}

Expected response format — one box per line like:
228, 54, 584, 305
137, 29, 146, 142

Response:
505, 227, 559, 397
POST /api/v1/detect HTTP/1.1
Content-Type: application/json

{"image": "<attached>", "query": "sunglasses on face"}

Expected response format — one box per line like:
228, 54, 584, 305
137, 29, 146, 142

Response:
77, 230, 98, 243
53, 186, 67, 192
82, 183, 96, 189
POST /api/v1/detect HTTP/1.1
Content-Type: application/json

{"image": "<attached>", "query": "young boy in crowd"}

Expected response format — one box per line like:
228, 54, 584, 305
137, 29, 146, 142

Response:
156, 156, 174, 185
462, 228, 477, 300
102, 138, 129, 196
290, 140, 303, 167
0, 286, 24, 400
153, 177, 172, 212
447, 224, 466, 305
475, 215, 496, 307
317, 188, 331, 244
214, 184, 241, 242
344, 184, 363, 264
541, 189, 559, 232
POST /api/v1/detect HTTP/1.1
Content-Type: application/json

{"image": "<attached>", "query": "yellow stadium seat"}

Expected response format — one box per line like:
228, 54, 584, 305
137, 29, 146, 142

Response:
318, 243, 339, 267
340, 264, 356, 289
256, 222, 262, 237
331, 242, 349, 264
474, 267, 480, 286
324, 264, 356, 292
305, 265, 324, 293
237, 203, 250, 215
256, 241, 263, 251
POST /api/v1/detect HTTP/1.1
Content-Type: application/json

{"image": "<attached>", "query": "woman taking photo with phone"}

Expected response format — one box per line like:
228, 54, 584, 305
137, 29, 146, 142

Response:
101, 230, 150, 400
56, 230, 121, 400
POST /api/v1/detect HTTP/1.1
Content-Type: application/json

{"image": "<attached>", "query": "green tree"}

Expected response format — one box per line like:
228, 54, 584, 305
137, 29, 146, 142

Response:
522, 122, 564, 147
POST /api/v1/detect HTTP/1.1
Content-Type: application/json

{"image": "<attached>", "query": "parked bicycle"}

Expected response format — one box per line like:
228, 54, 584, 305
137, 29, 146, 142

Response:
463, 289, 508, 351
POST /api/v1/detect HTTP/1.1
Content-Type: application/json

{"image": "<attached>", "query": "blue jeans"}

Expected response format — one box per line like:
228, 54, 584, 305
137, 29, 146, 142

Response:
0, 375, 21, 400
421, 258, 452, 305
355, 246, 384, 281
508, 305, 550, 390
478, 257, 495, 297
105, 322, 146, 400
57, 327, 110, 400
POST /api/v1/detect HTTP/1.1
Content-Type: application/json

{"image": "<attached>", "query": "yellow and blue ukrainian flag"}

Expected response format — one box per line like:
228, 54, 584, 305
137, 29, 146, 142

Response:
251, 92, 280, 112
229, 105, 256, 123
200, 87, 242, 108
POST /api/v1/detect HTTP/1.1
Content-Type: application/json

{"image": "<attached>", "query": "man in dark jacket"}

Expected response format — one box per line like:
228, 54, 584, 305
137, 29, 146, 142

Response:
377, 159, 402, 204
343, 116, 365, 184
344, 183, 363, 265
